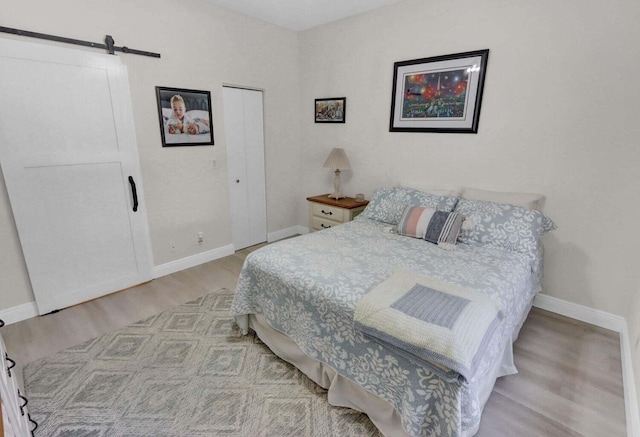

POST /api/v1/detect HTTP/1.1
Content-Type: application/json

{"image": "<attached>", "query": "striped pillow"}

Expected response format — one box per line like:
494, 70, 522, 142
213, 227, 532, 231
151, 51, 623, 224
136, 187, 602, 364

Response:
397, 205, 464, 249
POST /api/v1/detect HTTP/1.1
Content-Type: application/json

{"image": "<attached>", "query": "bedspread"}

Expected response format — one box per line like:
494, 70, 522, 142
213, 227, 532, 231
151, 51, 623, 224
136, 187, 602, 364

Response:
230, 218, 542, 436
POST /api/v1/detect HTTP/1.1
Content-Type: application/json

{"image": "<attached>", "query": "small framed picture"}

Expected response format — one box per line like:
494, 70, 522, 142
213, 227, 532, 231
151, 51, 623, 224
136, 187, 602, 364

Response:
389, 49, 489, 133
155, 86, 214, 147
315, 97, 346, 123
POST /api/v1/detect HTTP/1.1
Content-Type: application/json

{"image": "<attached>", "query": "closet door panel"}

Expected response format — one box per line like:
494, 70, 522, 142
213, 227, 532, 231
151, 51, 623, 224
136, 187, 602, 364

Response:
0, 58, 118, 156
223, 87, 267, 251
0, 39, 152, 315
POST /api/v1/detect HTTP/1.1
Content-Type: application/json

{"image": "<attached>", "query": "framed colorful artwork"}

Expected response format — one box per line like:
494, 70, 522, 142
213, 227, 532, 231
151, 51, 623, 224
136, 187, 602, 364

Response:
389, 49, 489, 133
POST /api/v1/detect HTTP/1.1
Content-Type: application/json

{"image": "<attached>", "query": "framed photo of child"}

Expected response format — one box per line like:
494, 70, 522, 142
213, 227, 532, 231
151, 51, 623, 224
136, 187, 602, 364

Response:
155, 86, 214, 147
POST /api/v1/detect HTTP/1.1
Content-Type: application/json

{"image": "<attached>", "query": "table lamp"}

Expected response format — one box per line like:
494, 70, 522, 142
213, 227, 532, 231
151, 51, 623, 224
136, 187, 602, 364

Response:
323, 148, 351, 199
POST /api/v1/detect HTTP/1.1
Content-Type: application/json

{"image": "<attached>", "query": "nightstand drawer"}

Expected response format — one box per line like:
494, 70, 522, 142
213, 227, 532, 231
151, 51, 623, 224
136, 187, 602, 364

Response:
307, 194, 369, 233
311, 216, 342, 231
311, 203, 345, 222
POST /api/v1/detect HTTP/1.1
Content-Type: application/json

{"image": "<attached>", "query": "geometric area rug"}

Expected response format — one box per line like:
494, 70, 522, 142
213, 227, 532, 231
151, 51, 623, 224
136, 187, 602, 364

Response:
23, 288, 383, 436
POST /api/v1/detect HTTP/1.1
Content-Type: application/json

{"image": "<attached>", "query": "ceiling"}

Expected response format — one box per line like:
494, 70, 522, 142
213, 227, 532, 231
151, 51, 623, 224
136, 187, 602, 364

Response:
207, 0, 404, 31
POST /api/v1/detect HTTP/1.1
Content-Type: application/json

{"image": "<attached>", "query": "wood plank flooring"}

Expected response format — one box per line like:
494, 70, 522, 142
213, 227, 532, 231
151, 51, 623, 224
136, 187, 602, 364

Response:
478, 308, 626, 436
1, 244, 627, 436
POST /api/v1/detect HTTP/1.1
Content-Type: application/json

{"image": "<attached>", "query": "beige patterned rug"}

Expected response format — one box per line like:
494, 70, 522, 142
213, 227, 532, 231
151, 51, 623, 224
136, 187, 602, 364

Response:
23, 288, 382, 436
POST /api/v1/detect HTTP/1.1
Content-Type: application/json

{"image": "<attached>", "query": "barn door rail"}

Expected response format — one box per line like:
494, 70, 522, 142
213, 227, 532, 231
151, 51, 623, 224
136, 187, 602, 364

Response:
0, 26, 161, 58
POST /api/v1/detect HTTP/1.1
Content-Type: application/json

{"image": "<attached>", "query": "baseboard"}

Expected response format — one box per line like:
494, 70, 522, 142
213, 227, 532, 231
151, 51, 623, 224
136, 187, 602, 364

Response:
0, 301, 38, 326
267, 225, 308, 242
533, 293, 626, 332
533, 293, 638, 437
1, 244, 235, 325
152, 244, 235, 279
620, 322, 640, 437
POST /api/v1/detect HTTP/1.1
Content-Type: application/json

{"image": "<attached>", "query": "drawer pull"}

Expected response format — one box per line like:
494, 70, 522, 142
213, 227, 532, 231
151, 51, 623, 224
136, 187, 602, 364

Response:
19, 389, 28, 415
28, 413, 38, 434
321, 209, 333, 216
6, 353, 15, 377
320, 223, 331, 229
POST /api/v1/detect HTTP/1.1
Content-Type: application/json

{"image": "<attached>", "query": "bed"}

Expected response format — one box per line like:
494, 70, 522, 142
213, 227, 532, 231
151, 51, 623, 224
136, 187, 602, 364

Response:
231, 187, 555, 436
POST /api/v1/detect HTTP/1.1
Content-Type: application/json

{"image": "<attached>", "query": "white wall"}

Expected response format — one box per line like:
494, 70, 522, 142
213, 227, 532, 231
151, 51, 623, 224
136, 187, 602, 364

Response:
0, 0, 301, 309
298, 0, 640, 412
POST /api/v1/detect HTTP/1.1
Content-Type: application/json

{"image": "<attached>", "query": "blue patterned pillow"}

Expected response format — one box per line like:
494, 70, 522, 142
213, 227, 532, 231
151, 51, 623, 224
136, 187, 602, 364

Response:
361, 187, 459, 225
454, 198, 556, 254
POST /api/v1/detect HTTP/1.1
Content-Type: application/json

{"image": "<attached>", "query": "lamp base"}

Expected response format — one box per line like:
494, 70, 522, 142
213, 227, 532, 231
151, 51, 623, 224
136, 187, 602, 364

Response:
328, 169, 345, 199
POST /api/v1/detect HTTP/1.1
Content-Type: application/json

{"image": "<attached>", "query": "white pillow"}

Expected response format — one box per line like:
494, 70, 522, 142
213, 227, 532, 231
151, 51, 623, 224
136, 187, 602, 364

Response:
461, 187, 544, 210
398, 183, 461, 197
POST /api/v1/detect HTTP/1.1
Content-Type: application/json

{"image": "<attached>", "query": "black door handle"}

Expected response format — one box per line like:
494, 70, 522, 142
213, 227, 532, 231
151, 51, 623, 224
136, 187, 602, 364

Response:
128, 176, 138, 212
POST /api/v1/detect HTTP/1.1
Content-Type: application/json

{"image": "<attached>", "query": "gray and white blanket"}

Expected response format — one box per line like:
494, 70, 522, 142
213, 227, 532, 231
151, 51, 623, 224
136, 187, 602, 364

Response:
354, 268, 503, 381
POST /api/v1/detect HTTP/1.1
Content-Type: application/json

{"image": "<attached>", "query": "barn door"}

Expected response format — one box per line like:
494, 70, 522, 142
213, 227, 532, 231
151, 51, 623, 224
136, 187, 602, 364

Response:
0, 38, 152, 315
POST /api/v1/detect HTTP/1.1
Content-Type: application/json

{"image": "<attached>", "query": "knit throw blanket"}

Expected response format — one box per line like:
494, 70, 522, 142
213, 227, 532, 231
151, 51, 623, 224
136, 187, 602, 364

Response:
354, 269, 503, 381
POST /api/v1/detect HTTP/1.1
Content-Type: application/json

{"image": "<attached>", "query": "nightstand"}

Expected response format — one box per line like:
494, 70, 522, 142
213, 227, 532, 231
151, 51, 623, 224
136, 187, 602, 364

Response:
307, 194, 369, 232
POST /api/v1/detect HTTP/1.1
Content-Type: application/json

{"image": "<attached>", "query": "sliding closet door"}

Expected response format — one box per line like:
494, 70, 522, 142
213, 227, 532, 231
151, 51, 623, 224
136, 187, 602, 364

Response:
0, 39, 152, 315
223, 87, 267, 250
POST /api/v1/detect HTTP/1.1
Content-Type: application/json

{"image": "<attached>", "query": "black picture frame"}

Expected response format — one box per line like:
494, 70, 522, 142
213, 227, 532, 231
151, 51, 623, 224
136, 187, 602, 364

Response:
315, 97, 346, 123
155, 86, 214, 147
389, 49, 489, 133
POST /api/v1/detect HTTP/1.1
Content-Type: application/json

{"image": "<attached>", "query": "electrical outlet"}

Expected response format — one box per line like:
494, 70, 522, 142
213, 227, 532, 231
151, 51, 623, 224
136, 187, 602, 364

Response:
197, 232, 203, 244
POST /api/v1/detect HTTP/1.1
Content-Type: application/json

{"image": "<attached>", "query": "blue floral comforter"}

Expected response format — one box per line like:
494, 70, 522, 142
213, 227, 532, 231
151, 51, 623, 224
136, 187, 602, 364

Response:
230, 218, 542, 436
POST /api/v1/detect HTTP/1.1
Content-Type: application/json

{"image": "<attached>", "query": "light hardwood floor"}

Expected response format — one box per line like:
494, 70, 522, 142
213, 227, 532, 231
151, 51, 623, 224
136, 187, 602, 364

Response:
1, 245, 627, 436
